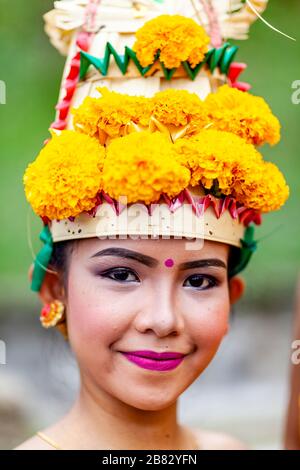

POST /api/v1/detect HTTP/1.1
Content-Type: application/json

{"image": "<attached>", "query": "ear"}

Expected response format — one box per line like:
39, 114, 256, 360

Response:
229, 275, 245, 305
28, 263, 66, 305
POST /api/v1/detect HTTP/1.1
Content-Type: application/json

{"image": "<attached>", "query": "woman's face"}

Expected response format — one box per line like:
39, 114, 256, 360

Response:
66, 237, 234, 410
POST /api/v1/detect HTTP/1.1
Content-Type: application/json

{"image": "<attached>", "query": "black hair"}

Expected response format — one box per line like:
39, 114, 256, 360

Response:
48, 240, 77, 294
227, 245, 242, 279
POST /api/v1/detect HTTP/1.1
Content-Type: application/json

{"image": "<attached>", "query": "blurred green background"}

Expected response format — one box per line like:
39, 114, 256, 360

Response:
0, 0, 299, 309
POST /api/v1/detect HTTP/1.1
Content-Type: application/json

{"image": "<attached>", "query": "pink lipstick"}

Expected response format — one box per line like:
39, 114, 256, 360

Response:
120, 350, 186, 371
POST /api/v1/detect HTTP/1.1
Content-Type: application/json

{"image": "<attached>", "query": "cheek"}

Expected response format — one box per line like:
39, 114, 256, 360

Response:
187, 289, 230, 357
66, 273, 128, 351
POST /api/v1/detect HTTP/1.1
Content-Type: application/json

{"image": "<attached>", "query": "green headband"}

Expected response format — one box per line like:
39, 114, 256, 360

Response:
228, 225, 257, 277
31, 224, 53, 292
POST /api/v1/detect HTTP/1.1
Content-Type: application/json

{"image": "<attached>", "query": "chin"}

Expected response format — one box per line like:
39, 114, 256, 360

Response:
125, 398, 177, 412
117, 386, 181, 411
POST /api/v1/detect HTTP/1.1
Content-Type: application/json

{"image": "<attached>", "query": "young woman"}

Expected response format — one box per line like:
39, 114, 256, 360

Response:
16, 236, 245, 450
16, 0, 288, 450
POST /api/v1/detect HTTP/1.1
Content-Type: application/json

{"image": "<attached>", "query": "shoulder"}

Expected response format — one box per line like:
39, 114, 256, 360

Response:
192, 427, 248, 450
13, 434, 56, 450
14, 415, 70, 450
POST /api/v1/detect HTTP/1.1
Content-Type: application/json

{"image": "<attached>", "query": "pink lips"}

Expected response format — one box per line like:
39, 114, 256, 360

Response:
120, 350, 186, 371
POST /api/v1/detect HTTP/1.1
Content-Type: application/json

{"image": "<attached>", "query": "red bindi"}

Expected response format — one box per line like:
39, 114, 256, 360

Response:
164, 258, 174, 268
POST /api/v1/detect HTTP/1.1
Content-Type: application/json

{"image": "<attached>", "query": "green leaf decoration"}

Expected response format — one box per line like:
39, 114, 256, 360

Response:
31, 225, 53, 292
79, 42, 239, 81
229, 224, 258, 277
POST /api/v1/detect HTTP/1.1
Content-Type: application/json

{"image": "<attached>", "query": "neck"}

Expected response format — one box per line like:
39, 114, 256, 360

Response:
63, 372, 191, 450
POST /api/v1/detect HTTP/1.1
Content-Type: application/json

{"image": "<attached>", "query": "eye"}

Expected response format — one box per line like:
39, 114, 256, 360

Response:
183, 274, 218, 290
98, 268, 140, 283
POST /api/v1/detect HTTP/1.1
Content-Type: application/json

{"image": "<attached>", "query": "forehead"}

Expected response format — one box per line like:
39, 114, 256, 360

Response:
73, 236, 229, 262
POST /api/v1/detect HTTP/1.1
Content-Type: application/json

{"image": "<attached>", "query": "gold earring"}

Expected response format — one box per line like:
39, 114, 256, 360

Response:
40, 300, 65, 328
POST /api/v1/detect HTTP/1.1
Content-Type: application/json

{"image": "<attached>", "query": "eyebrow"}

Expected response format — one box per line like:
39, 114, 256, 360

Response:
90, 248, 227, 270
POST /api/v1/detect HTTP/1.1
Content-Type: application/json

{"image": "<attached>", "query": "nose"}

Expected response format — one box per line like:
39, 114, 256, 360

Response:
133, 282, 185, 337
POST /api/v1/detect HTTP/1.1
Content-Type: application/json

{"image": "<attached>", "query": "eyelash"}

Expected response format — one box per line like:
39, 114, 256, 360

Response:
97, 268, 219, 291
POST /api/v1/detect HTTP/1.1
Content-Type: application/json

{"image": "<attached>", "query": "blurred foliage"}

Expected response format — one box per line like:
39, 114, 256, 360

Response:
0, 0, 299, 308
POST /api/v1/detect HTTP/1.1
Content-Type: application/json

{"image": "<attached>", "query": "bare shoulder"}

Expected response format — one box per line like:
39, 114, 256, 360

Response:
192, 427, 248, 450
13, 434, 56, 450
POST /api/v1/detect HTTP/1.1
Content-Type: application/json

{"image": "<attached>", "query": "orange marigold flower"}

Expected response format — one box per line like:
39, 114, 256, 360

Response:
23, 130, 105, 220
204, 84, 281, 146
133, 14, 210, 69
174, 129, 262, 195
72, 96, 102, 138
72, 87, 152, 139
233, 161, 289, 212
102, 131, 190, 204
151, 89, 208, 129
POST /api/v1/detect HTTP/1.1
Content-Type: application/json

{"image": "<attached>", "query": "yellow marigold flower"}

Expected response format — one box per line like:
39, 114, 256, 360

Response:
72, 87, 152, 139
133, 15, 210, 69
72, 96, 101, 138
151, 89, 208, 129
102, 131, 190, 204
23, 130, 105, 220
174, 130, 262, 195
233, 161, 289, 212
204, 84, 281, 146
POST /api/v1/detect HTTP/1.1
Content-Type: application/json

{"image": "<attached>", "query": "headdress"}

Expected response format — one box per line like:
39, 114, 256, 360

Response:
23, 0, 289, 292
